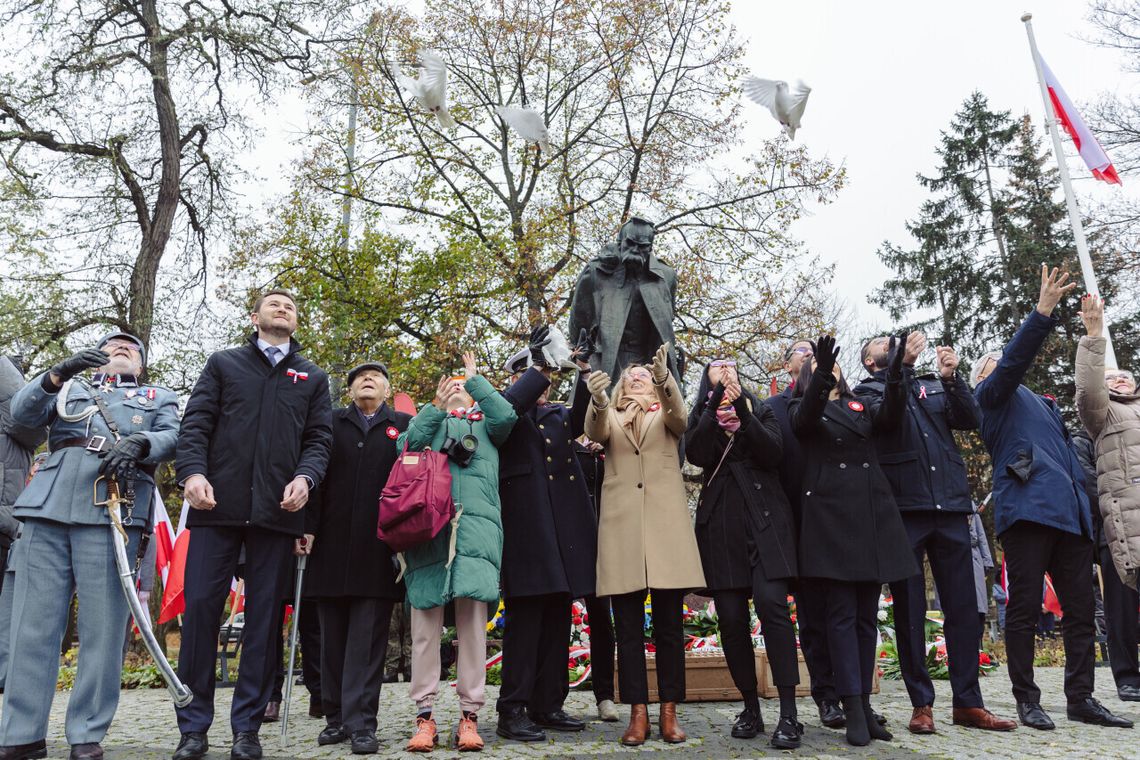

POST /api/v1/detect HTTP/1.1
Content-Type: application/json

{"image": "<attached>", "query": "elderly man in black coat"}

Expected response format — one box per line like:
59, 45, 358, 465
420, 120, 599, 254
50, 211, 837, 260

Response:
568, 216, 680, 383
304, 361, 410, 754
855, 333, 1016, 735
174, 289, 333, 760
495, 327, 598, 742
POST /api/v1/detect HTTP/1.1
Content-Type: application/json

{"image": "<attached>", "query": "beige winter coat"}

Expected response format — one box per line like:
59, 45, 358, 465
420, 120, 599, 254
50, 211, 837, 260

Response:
586, 373, 706, 597
1076, 335, 1140, 589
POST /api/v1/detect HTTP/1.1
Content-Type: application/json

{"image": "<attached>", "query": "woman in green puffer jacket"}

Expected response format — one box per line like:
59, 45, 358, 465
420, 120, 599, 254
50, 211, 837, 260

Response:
397, 351, 517, 752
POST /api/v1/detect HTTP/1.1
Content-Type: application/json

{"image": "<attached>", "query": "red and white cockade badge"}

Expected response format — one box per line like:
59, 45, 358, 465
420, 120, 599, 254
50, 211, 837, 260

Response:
386, 426, 399, 439
286, 368, 309, 384
648, 402, 661, 412
467, 410, 485, 422
848, 400, 865, 412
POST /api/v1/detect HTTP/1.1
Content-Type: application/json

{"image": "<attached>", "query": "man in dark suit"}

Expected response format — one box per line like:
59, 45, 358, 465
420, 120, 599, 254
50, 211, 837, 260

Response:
768, 339, 846, 729
856, 333, 1015, 734
495, 328, 597, 742
973, 266, 1130, 731
173, 289, 333, 760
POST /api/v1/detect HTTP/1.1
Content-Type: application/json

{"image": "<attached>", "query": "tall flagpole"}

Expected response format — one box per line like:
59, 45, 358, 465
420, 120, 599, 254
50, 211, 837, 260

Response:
1021, 12, 1118, 368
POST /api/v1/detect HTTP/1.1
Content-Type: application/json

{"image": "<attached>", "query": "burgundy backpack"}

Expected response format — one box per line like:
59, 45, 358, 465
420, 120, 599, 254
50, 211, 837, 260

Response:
377, 444, 455, 552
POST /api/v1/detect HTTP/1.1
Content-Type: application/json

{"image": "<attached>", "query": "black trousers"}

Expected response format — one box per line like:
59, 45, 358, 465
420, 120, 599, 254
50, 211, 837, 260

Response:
1100, 545, 1140, 689
1001, 520, 1096, 703
270, 596, 322, 702
714, 563, 799, 696
611, 588, 685, 704
794, 584, 836, 703
583, 595, 615, 702
497, 593, 571, 714
318, 597, 394, 732
803, 578, 879, 698
175, 526, 294, 734
889, 511, 983, 708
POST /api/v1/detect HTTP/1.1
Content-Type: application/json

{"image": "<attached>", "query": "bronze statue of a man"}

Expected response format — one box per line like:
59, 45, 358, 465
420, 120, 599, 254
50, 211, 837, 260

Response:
568, 217, 680, 383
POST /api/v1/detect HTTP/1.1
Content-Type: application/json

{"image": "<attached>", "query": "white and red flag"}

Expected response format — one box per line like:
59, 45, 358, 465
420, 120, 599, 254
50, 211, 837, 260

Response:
156, 499, 190, 624
1037, 52, 1121, 185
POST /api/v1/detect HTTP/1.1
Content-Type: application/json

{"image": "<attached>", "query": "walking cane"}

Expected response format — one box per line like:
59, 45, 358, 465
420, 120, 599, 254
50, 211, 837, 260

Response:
280, 549, 308, 742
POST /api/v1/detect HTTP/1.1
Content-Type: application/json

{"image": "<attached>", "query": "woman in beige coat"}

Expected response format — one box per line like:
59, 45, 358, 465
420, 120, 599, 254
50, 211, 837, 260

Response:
1076, 295, 1140, 590
585, 343, 705, 747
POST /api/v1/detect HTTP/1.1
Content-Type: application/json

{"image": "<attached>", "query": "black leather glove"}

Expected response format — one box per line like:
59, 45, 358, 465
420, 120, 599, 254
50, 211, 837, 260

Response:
98, 433, 150, 481
571, 326, 598, 365
528, 325, 552, 368
814, 335, 840, 375
51, 348, 111, 382
887, 332, 908, 381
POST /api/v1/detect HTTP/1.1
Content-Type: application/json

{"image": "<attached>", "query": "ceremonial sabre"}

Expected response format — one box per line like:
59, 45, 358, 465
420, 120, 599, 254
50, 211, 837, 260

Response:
281, 550, 308, 741
95, 475, 193, 707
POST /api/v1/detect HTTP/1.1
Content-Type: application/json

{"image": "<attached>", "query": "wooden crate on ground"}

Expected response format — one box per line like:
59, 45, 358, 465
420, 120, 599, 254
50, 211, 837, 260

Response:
615, 649, 878, 703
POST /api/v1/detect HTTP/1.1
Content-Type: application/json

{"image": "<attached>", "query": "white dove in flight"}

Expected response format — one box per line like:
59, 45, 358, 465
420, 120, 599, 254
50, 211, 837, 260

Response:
396, 50, 456, 129
743, 77, 811, 140
495, 105, 551, 152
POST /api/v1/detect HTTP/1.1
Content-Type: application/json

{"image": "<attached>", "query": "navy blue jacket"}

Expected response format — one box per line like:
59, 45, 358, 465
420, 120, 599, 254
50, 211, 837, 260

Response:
497, 368, 597, 599
854, 366, 979, 513
974, 310, 1091, 539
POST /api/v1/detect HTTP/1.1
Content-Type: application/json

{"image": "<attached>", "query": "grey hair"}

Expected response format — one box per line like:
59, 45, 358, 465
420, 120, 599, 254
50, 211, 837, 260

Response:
970, 351, 1003, 387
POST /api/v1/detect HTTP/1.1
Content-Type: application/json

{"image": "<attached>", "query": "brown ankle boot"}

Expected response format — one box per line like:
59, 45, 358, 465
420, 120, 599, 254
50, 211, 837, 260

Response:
659, 702, 687, 743
621, 704, 650, 746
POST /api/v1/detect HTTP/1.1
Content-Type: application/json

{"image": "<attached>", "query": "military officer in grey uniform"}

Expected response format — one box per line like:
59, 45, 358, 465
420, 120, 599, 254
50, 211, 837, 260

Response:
0, 332, 179, 760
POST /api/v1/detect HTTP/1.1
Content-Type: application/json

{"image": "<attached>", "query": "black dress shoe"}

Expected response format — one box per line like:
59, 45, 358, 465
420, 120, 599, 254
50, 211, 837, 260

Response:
529, 709, 585, 732
770, 716, 804, 749
496, 707, 546, 741
230, 731, 262, 760
1067, 697, 1134, 727
172, 733, 208, 760
873, 709, 887, 726
69, 744, 103, 760
0, 741, 47, 760
318, 724, 349, 745
1118, 684, 1140, 702
1017, 702, 1055, 730
262, 701, 280, 722
731, 708, 763, 738
818, 700, 845, 728
350, 730, 380, 755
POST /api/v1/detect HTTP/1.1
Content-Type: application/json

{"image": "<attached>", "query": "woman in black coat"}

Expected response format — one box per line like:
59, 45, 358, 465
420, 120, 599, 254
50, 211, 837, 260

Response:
788, 336, 917, 746
685, 359, 802, 749
305, 363, 410, 753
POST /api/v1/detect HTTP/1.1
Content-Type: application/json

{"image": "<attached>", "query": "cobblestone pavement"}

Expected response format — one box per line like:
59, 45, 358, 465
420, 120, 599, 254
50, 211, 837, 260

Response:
8, 667, 1140, 759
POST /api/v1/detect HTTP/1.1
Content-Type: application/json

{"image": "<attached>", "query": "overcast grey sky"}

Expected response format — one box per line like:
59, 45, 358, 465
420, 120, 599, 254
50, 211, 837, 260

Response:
729, 1, 1138, 331
244, 1, 1137, 340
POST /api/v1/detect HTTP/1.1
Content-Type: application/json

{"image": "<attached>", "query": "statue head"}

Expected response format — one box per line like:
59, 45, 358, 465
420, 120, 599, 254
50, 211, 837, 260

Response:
617, 216, 655, 266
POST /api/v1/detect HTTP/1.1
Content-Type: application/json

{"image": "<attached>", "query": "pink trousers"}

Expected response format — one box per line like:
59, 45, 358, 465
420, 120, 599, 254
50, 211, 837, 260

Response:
409, 598, 489, 714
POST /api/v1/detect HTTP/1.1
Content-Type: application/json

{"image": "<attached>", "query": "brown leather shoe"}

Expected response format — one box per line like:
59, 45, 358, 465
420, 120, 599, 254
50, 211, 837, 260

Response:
263, 701, 281, 722
621, 704, 650, 746
659, 702, 687, 743
952, 707, 1018, 731
908, 705, 936, 734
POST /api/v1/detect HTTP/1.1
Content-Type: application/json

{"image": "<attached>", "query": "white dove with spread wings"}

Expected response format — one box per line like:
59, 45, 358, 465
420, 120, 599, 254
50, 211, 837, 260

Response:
396, 50, 456, 129
743, 77, 811, 140
495, 105, 551, 152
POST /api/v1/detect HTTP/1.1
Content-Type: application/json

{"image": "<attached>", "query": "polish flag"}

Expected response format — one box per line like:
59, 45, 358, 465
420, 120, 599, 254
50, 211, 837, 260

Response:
1038, 53, 1121, 184
157, 502, 190, 624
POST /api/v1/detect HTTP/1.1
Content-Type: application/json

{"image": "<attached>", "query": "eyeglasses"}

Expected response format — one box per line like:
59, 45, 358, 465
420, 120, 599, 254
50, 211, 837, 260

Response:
625, 370, 652, 381
103, 340, 140, 352
709, 360, 737, 368
1106, 372, 1134, 382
